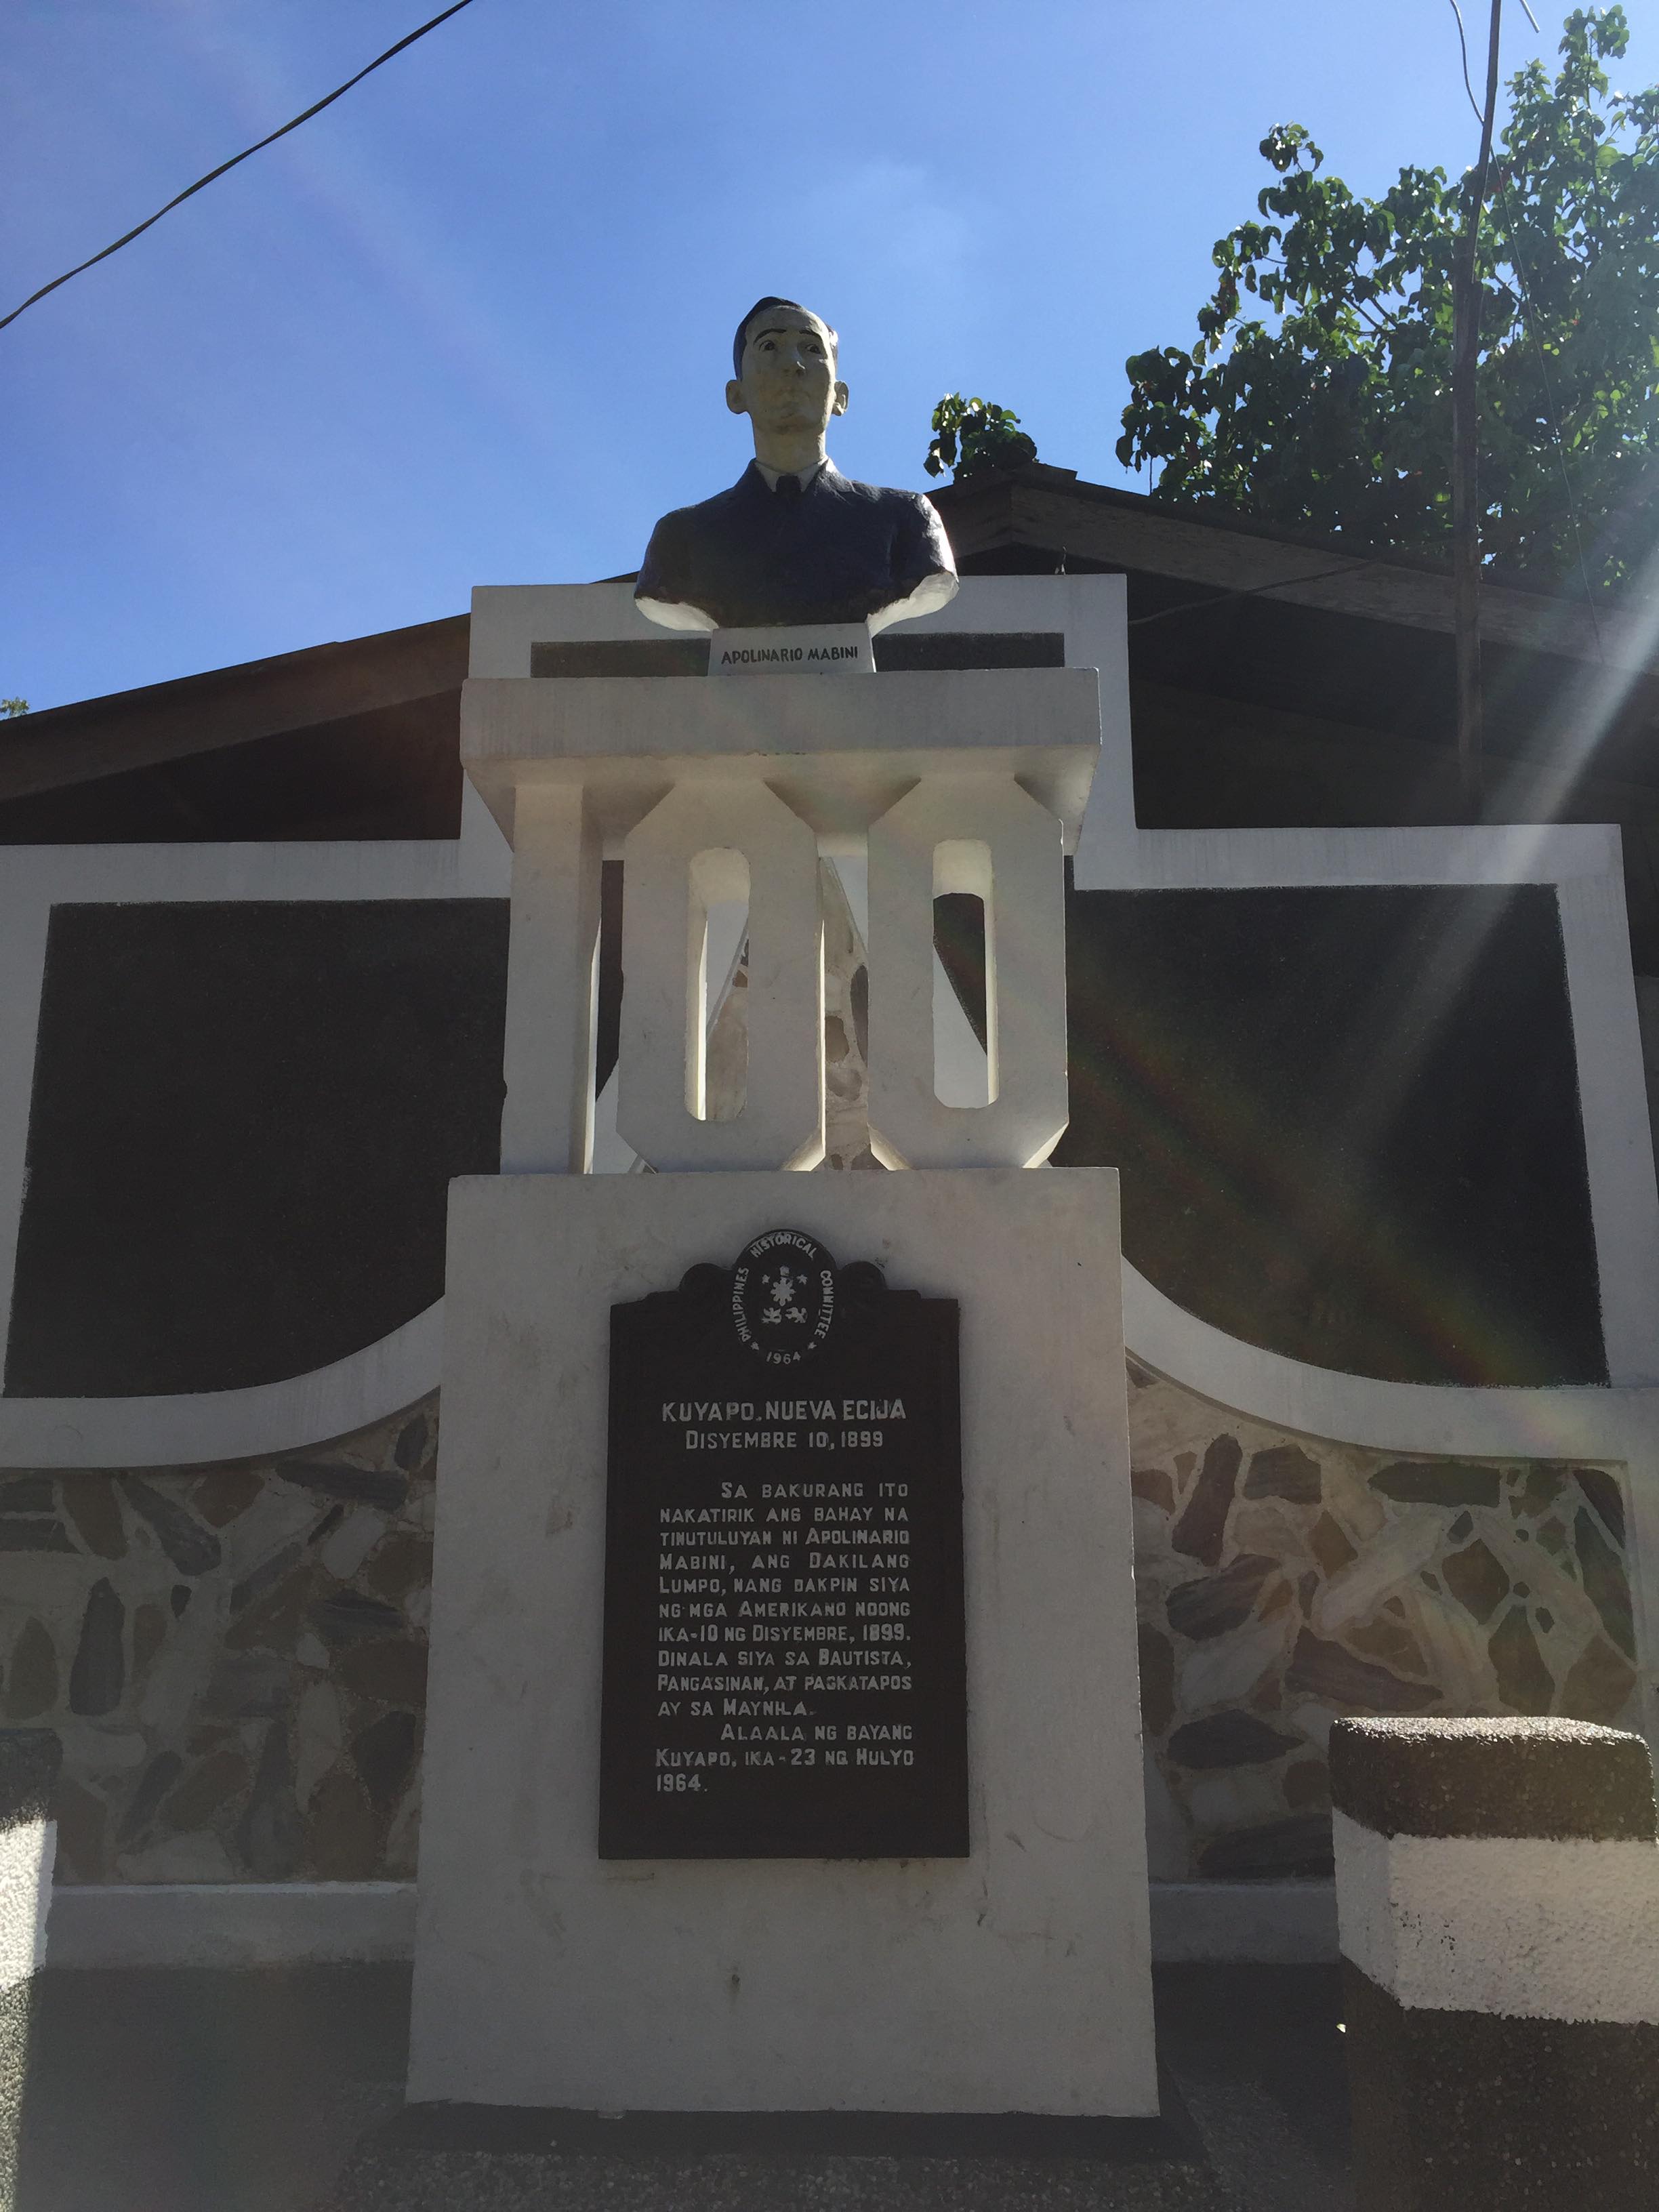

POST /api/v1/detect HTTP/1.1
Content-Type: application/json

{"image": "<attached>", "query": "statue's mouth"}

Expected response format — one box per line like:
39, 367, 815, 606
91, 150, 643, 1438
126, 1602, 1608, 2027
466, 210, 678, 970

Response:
761, 393, 824, 423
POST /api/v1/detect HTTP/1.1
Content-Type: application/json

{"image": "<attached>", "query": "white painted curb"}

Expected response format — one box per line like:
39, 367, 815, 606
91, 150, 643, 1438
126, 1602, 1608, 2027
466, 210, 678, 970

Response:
41, 1877, 1335, 1970
1149, 1880, 1338, 1965
44, 1881, 417, 1970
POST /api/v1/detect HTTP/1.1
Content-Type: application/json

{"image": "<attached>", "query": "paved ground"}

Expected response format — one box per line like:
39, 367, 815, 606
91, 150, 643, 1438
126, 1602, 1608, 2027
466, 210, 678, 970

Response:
5, 1964, 1353, 2211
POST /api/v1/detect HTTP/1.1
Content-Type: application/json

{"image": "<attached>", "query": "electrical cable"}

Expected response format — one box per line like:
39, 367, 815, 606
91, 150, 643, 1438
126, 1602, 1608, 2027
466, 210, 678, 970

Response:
1449, 0, 1485, 120
1446, 1, 1604, 651
1, 0, 479, 334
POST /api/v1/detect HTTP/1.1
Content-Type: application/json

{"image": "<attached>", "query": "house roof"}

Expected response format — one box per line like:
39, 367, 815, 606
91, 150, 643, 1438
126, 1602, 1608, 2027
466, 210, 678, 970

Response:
930, 463, 1655, 677
929, 468, 1659, 829
0, 615, 468, 842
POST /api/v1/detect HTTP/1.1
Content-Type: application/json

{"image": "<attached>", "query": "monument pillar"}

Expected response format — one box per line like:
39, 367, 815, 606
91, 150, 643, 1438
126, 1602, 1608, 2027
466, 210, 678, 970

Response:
499, 783, 603, 1174
409, 593, 1156, 2116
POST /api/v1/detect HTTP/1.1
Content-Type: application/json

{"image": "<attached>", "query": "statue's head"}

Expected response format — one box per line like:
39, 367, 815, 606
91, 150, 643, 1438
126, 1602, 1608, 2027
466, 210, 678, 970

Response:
726, 298, 848, 441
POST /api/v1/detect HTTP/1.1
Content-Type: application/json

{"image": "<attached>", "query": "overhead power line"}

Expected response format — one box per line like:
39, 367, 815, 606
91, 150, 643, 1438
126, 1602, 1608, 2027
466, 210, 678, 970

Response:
1, 0, 479, 335
1448, 0, 1503, 815
1446, 0, 1603, 653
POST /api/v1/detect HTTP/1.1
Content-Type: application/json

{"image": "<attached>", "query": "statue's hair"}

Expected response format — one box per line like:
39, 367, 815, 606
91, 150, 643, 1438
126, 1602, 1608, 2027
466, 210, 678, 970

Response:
733, 298, 838, 378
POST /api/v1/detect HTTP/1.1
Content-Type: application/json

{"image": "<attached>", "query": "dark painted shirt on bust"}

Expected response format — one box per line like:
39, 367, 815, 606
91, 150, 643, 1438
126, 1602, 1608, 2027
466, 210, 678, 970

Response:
634, 461, 954, 630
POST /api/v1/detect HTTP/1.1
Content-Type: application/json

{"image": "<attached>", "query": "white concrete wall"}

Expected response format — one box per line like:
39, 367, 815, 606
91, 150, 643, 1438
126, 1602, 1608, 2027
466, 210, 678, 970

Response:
41, 1875, 1339, 1968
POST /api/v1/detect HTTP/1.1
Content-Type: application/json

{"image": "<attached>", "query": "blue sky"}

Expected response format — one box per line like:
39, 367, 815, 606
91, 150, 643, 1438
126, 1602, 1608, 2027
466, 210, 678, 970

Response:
5, 1, 1656, 710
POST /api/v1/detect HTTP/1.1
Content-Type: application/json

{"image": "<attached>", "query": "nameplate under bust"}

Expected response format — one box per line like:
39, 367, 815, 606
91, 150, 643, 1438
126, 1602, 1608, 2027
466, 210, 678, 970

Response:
708, 623, 875, 677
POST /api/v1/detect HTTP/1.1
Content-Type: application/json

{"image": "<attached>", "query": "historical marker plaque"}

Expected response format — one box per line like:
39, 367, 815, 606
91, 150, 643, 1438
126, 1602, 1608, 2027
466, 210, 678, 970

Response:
599, 1230, 967, 1858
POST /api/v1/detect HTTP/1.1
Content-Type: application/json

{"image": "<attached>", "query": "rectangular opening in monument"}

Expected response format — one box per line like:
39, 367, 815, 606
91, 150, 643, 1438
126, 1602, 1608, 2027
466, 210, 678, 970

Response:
686, 848, 749, 1122
933, 841, 996, 1109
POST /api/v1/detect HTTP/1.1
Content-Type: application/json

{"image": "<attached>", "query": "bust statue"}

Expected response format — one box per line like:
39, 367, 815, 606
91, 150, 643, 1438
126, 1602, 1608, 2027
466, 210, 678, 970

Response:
634, 298, 958, 636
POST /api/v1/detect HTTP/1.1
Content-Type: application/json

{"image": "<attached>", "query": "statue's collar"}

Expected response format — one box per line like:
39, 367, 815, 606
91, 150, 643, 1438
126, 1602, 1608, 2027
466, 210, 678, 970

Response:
749, 457, 837, 495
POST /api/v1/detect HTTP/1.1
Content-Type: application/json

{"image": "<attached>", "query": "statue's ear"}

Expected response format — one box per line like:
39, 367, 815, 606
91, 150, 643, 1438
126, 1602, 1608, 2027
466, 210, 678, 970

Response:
832, 380, 850, 417
725, 377, 748, 417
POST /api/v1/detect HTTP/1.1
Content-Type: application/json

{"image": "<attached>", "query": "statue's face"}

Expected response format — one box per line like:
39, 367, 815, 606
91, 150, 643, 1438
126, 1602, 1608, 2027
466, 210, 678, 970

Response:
726, 307, 848, 434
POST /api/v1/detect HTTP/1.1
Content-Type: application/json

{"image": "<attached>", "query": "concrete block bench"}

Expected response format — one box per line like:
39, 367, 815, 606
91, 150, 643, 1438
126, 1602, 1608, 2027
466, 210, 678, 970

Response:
1332, 1715, 1659, 2207
0, 1728, 60, 2190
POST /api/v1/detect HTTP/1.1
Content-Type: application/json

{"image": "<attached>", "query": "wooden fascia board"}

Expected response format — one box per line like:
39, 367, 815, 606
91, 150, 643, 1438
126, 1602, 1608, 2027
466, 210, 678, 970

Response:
1001, 483, 1658, 679
0, 615, 470, 804
930, 477, 1022, 562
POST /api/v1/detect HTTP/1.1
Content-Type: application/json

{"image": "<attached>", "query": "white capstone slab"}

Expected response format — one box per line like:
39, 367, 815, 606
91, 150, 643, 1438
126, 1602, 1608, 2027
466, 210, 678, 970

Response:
468, 577, 1127, 691
708, 625, 874, 676
1333, 1809, 1659, 2024
411, 1168, 1155, 2114
460, 668, 1101, 854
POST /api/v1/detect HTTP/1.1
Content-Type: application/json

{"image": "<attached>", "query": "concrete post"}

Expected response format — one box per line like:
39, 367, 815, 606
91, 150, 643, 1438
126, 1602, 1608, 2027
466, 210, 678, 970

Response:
616, 779, 824, 1171
0, 1729, 60, 2195
1331, 1715, 1659, 2207
866, 775, 1071, 1170
499, 783, 605, 1174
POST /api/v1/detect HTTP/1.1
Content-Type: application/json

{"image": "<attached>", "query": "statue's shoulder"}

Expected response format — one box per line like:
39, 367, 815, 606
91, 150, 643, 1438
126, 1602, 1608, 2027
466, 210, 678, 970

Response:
822, 471, 937, 517
820, 474, 952, 569
647, 472, 760, 548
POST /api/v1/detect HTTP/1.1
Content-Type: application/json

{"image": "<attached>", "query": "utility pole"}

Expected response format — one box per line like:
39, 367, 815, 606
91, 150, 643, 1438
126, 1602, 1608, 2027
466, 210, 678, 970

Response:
1451, 0, 1503, 818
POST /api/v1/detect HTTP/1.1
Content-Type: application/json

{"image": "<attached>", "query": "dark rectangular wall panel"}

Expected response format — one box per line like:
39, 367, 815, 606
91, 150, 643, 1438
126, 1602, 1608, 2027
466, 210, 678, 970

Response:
874, 631, 1065, 672
531, 640, 710, 677
1056, 882, 1605, 1387
6, 901, 508, 1398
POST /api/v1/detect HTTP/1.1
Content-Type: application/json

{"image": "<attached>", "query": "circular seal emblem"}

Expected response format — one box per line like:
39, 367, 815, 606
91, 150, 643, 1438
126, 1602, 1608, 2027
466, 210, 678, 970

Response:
731, 1230, 837, 1366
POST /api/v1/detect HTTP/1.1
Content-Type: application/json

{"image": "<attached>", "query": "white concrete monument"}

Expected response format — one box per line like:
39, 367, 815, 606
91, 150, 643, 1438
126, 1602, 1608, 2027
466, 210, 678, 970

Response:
410, 335, 1153, 2112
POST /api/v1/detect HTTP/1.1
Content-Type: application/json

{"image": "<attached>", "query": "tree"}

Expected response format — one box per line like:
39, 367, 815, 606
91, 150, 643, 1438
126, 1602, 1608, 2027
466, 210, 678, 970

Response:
1117, 7, 1658, 595
924, 394, 1038, 483
1, 699, 26, 718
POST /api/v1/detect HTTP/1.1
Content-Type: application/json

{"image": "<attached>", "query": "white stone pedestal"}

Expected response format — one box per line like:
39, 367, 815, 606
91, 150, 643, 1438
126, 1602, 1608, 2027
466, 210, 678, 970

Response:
409, 1168, 1155, 2115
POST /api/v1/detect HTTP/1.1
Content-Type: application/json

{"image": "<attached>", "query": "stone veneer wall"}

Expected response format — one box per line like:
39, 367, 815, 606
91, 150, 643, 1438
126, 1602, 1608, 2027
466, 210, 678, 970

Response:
1129, 1359, 1637, 1879
0, 1367, 1636, 1886
0, 1404, 435, 1884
